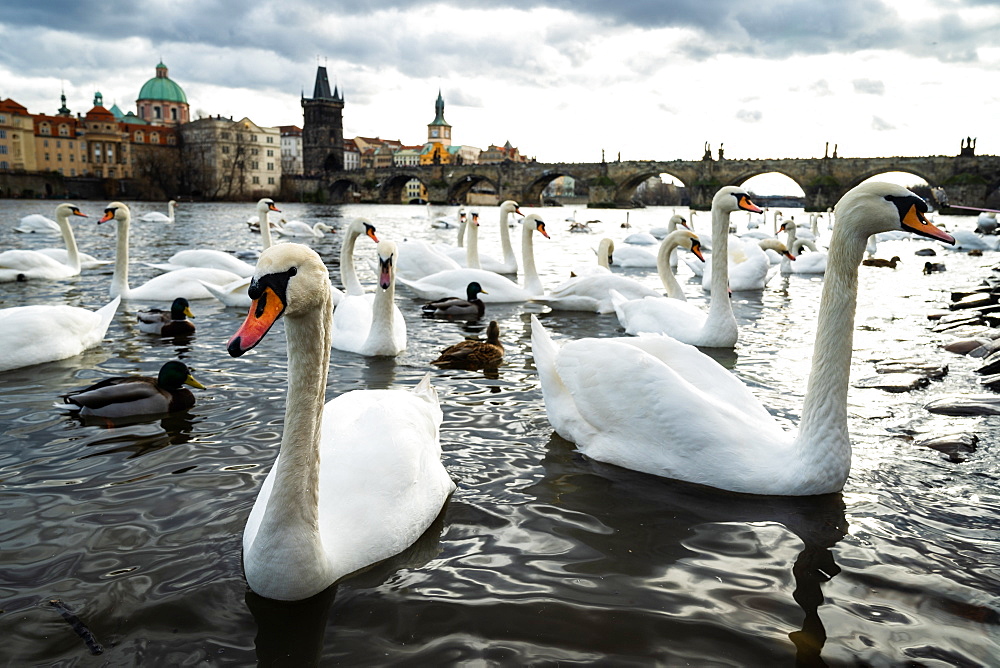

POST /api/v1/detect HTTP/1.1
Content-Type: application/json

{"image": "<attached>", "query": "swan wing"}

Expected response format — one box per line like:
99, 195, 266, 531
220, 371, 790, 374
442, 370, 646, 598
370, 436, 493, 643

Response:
0, 297, 119, 372
130, 267, 244, 301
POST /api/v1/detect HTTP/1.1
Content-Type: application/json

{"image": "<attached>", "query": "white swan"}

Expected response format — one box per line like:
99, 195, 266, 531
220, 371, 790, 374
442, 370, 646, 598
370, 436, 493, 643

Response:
0, 203, 91, 282
139, 200, 177, 223
227, 243, 454, 600
14, 213, 61, 234
98, 202, 244, 301
698, 235, 785, 292
0, 297, 120, 372
608, 189, 756, 345
445, 200, 522, 273
571, 238, 615, 277
623, 231, 658, 246
331, 240, 406, 357
530, 181, 955, 495
780, 220, 827, 275
396, 239, 461, 281
277, 221, 334, 238
649, 214, 687, 240
431, 208, 466, 229
398, 214, 549, 303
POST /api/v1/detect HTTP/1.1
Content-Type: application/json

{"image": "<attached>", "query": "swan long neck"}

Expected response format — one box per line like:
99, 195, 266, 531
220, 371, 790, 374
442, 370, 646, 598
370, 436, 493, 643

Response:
499, 208, 517, 268
707, 205, 735, 325
366, 269, 398, 351
456, 220, 466, 247
260, 208, 274, 251
794, 223, 862, 486
167, 200, 175, 221
57, 209, 81, 273
465, 221, 481, 269
341, 227, 364, 296
110, 214, 131, 299
521, 222, 543, 296
250, 284, 334, 589
656, 236, 685, 301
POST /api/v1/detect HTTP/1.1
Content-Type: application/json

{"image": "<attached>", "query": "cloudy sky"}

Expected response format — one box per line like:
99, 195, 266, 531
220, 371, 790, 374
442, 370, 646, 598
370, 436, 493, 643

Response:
2, 0, 999, 186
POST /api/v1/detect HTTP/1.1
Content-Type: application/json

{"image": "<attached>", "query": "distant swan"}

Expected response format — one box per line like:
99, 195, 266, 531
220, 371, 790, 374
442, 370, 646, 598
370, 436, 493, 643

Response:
227, 243, 454, 600
139, 200, 177, 223
277, 221, 335, 238
531, 181, 955, 496
0, 203, 89, 282
331, 240, 407, 357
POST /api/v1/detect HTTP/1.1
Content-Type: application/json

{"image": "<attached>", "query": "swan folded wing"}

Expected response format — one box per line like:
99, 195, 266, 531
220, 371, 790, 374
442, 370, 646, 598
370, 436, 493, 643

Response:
315, 389, 452, 578
0, 300, 118, 372
0, 250, 73, 273
553, 336, 788, 483
330, 294, 376, 352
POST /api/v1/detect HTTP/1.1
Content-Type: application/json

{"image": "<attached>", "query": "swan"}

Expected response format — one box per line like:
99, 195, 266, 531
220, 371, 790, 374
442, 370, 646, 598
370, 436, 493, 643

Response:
15, 213, 61, 233
395, 239, 461, 281
0, 297, 120, 372
98, 202, 244, 301
197, 199, 288, 308
623, 231, 658, 246
530, 181, 955, 496
570, 238, 615, 277
949, 229, 1000, 251
139, 200, 177, 223
648, 214, 687, 240
535, 229, 706, 314
398, 214, 549, 303
331, 240, 406, 357
607, 189, 755, 344
613, 214, 689, 268
227, 243, 454, 600
61, 360, 203, 417
444, 201, 522, 273
277, 221, 335, 238
1, 203, 89, 282
698, 236, 787, 292
780, 220, 827, 274
431, 208, 466, 229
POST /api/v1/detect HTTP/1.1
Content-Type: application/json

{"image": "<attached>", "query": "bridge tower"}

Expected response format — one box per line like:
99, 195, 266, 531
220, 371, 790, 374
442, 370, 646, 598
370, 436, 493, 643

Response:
301, 65, 344, 174
427, 90, 452, 147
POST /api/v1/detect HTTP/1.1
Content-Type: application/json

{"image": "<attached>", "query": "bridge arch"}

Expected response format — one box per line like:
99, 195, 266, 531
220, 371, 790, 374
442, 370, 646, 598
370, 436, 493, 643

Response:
522, 169, 587, 207
378, 172, 425, 203
614, 169, 690, 206
448, 174, 500, 204
328, 177, 361, 203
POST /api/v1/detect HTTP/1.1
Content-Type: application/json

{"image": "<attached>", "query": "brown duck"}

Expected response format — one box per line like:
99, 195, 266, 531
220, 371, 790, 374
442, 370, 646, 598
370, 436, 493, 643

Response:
431, 320, 504, 369
862, 255, 901, 268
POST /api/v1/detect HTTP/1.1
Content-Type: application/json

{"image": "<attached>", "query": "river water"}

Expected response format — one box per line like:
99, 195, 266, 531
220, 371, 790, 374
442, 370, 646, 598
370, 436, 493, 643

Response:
0, 198, 997, 666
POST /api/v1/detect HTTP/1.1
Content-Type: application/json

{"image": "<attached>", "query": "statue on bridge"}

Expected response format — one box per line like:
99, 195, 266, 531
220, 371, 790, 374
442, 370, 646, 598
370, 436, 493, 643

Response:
961, 136, 977, 157
703, 142, 712, 160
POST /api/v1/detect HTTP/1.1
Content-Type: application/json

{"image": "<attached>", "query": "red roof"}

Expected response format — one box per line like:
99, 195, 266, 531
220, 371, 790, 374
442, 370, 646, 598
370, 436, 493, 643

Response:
0, 98, 30, 115
85, 105, 116, 121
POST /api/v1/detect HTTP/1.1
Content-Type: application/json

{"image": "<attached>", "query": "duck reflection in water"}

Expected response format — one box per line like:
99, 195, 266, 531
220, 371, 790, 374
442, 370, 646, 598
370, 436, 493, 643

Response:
519, 433, 848, 666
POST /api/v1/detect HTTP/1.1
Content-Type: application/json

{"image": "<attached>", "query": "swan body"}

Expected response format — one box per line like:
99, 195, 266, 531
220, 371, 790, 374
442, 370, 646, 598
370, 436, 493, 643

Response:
700, 236, 783, 292
396, 239, 461, 281
0, 297, 120, 372
949, 229, 1000, 251
147, 249, 256, 277
227, 243, 454, 600
277, 221, 334, 238
139, 200, 177, 223
623, 231, 658, 246
15, 213, 61, 233
331, 240, 406, 357
37, 248, 110, 271
609, 190, 755, 345
421, 281, 487, 317
399, 214, 549, 303
571, 238, 615, 277
431, 208, 466, 229
138, 297, 196, 336
0, 204, 90, 282
98, 202, 244, 301
61, 360, 203, 417
531, 181, 955, 495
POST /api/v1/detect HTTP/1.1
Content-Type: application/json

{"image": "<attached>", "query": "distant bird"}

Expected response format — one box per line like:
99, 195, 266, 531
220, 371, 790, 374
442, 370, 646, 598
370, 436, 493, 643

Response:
138, 297, 196, 336
431, 320, 504, 369
139, 200, 177, 223
61, 360, 204, 418
862, 255, 901, 268
923, 261, 947, 274
421, 281, 487, 317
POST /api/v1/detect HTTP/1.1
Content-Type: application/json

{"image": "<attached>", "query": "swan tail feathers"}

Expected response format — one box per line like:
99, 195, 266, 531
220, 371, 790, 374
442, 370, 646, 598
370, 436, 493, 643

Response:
412, 373, 439, 405
608, 289, 629, 326
95, 297, 122, 339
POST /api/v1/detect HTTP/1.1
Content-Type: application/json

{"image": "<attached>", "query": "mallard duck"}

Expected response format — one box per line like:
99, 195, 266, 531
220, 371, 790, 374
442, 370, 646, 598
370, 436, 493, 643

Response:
923, 261, 947, 274
61, 361, 205, 418
138, 298, 196, 336
421, 282, 487, 317
431, 320, 504, 369
862, 255, 901, 268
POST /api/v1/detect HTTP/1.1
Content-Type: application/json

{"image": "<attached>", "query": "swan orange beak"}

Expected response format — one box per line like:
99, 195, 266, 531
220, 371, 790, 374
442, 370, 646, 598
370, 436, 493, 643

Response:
72, 209, 88, 218
268, 203, 282, 213
784, 251, 796, 260
738, 195, 763, 214
365, 224, 379, 243
536, 221, 550, 239
227, 287, 286, 357
690, 239, 706, 262
902, 204, 955, 244
98, 209, 115, 223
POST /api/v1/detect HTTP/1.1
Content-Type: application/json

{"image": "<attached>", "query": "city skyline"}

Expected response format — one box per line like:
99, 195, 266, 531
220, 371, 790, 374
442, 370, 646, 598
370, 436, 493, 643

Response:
2, 1, 998, 182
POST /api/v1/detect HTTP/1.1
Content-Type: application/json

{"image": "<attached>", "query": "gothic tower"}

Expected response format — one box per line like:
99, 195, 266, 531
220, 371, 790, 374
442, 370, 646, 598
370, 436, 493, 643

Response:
427, 90, 452, 147
301, 66, 344, 174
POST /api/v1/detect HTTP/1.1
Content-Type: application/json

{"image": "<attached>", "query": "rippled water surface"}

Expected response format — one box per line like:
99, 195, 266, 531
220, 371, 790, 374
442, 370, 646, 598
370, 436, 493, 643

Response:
1, 198, 998, 666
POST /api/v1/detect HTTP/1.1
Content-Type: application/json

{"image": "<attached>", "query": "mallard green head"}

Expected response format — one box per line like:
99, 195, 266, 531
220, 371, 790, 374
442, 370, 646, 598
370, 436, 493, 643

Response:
158, 361, 205, 390
170, 297, 194, 320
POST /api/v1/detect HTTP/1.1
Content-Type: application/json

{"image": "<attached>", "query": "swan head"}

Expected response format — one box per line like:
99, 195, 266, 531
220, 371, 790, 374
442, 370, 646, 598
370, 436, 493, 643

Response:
466, 281, 487, 299
315, 222, 334, 234
227, 244, 330, 357
258, 198, 281, 215
56, 203, 88, 221
714, 186, 762, 215
678, 230, 706, 261
500, 200, 523, 216
98, 201, 130, 225
670, 214, 689, 229
349, 217, 379, 243
595, 238, 615, 264
835, 182, 954, 244
523, 213, 550, 239
376, 240, 397, 290
470, 212, 480, 226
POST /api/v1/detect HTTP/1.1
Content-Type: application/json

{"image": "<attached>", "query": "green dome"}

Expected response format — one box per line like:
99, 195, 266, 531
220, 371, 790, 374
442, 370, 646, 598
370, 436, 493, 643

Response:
137, 63, 188, 104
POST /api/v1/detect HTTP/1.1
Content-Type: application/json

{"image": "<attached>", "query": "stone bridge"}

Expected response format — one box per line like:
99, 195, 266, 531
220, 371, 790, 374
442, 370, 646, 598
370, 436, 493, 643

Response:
317, 153, 1000, 210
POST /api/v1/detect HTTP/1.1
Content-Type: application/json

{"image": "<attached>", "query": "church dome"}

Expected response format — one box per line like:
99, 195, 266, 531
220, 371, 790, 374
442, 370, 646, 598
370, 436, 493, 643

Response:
137, 62, 188, 104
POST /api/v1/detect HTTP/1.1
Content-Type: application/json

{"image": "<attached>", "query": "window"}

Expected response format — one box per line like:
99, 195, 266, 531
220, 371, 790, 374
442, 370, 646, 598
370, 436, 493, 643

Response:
171, 108, 178, 121
252, 176, 260, 184
58, 168, 63, 175
266, 162, 273, 171
150, 133, 159, 143
222, 146, 230, 154
154, 106, 161, 119
57, 153, 62, 161
135, 131, 144, 143
59, 125, 69, 136
56, 140, 62, 148
41, 123, 51, 135
266, 136, 273, 143
0, 146, 7, 155
0, 161, 7, 168
70, 169, 75, 176
70, 154, 74, 162
252, 148, 259, 155
267, 149, 273, 157
44, 139, 49, 147
268, 177, 275, 184
0, 129, 5, 139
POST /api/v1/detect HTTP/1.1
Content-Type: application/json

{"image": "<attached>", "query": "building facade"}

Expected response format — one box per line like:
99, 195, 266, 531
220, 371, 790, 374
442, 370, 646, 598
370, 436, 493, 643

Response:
279, 125, 303, 175
301, 66, 344, 174
427, 90, 451, 146
0, 98, 38, 171
180, 116, 281, 199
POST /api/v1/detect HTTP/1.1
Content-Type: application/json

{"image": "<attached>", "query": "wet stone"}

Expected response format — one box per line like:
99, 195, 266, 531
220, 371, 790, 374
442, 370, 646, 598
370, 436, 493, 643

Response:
854, 373, 930, 392
874, 358, 948, 379
925, 394, 1000, 415
914, 432, 979, 462
950, 294, 996, 311
943, 339, 991, 354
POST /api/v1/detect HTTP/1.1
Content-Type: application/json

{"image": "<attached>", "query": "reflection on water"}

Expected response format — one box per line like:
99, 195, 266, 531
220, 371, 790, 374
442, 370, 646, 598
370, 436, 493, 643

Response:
0, 200, 998, 664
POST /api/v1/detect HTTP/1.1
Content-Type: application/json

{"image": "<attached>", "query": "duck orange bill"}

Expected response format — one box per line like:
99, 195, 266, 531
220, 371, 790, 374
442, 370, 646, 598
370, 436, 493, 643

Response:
227, 287, 286, 357
902, 204, 956, 244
